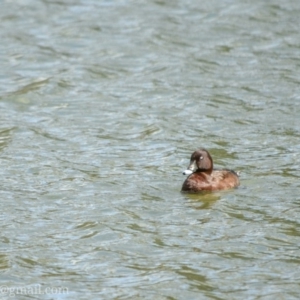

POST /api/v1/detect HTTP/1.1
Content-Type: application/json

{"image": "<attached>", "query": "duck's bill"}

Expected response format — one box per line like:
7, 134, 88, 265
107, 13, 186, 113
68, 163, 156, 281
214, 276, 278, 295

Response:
182, 169, 193, 175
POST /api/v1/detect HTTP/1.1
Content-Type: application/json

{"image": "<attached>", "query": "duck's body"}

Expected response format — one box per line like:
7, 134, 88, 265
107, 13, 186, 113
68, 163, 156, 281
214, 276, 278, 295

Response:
181, 148, 240, 192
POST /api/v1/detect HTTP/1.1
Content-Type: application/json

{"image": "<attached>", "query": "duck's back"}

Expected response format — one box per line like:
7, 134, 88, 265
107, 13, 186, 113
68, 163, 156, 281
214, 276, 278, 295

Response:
181, 169, 239, 192
210, 169, 240, 190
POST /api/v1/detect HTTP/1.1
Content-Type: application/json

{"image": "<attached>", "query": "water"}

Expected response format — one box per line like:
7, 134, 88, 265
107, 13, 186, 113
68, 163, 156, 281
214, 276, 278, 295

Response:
1, 0, 300, 299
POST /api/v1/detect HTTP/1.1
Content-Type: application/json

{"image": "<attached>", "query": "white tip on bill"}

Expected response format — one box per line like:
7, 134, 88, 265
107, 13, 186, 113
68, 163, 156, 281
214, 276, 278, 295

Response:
183, 170, 193, 175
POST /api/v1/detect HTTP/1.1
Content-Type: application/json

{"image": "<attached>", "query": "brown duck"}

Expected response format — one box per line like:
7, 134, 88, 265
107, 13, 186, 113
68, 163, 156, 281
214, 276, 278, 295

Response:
181, 148, 240, 192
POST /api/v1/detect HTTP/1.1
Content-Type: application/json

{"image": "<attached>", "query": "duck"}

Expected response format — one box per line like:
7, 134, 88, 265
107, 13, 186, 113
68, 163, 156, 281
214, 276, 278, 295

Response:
181, 148, 240, 192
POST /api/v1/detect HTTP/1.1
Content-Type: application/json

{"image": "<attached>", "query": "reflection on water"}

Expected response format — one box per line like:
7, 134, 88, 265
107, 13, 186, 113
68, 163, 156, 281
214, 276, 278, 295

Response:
0, 0, 300, 299
183, 191, 221, 209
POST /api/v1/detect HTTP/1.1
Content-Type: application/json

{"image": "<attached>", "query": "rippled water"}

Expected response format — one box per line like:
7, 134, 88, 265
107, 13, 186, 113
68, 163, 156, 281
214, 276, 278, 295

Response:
1, 0, 300, 299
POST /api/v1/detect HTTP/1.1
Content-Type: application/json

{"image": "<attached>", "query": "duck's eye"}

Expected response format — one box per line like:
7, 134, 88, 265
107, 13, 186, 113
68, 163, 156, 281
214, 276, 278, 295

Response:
200, 156, 203, 160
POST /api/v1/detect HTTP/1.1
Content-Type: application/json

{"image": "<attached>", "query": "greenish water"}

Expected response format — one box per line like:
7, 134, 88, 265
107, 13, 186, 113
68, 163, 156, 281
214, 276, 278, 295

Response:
1, 0, 300, 299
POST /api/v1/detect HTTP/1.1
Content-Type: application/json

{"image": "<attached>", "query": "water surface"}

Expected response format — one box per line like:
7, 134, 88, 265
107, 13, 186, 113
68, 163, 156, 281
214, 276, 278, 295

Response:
0, 0, 300, 299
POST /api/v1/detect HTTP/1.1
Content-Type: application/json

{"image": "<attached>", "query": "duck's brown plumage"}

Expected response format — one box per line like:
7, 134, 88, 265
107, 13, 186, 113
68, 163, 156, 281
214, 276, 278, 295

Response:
181, 148, 240, 192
